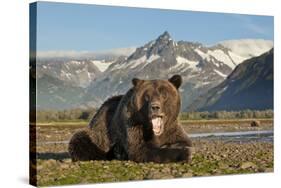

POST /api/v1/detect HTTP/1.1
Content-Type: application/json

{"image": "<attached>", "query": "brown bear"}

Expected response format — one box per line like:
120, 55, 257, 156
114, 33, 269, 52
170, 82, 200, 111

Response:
68, 75, 192, 163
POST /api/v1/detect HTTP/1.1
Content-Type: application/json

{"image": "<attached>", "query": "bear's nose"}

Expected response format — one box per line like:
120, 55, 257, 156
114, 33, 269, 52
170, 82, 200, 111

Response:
151, 102, 161, 113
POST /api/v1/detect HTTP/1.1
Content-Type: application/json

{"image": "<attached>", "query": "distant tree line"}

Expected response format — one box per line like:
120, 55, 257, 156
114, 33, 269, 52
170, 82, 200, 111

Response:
36, 108, 273, 122
179, 109, 273, 120
36, 108, 97, 122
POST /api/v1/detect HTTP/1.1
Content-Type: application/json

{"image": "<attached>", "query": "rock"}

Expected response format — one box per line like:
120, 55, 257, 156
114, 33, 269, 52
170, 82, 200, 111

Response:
61, 164, 69, 169
161, 175, 174, 179
37, 165, 43, 171
182, 172, 193, 177
44, 159, 57, 168
264, 168, 273, 172
161, 167, 171, 173
147, 171, 163, 179
218, 162, 229, 169
241, 162, 256, 169
103, 165, 110, 169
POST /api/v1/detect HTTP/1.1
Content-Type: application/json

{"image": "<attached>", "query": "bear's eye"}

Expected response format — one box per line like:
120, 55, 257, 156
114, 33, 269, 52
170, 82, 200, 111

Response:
162, 91, 168, 100
143, 93, 150, 102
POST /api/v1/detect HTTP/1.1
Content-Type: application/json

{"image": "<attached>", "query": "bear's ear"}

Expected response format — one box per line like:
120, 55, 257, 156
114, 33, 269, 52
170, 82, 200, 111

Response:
132, 78, 144, 87
168, 75, 182, 89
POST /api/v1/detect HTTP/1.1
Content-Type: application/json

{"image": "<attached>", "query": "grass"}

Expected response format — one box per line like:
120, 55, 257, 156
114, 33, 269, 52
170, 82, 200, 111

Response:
34, 118, 273, 126
180, 118, 273, 124
33, 121, 88, 126
34, 140, 273, 186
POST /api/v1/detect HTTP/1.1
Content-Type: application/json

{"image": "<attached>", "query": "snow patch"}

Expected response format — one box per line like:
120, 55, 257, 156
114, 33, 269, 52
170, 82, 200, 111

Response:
71, 61, 81, 65
129, 56, 147, 69
214, 69, 227, 78
87, 72, 91, 79
75, 69, 82, 74
207, 49, 236, 69
195, 49, 207, 58
65, 73, 71, 79
195, 49, 210, 61
213, 61, 220, 67
147, 54, 160, 63
175, 56, 200, 72
91, 60, 112, 72
228, 51, 246, 64
148, 40, 156, 47
194, 81, 211, 89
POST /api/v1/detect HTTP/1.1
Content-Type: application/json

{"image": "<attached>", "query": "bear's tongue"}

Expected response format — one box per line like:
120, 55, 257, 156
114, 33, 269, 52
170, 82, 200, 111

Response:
152, 117, 162, 135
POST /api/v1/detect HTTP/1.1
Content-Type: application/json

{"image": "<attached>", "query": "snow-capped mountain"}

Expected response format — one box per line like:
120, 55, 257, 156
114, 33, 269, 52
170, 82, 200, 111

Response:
188, 48, 273, 111
36, 55, 129, 109
36, 31, 273, 110
36, 75, 87, 110
36, 58, 117, 88
84, 31, 273, 110
37, 60, 102, 88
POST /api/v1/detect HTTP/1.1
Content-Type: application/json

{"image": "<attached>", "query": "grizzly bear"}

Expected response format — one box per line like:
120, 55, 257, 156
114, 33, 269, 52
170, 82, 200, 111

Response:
68, 75, 192, 163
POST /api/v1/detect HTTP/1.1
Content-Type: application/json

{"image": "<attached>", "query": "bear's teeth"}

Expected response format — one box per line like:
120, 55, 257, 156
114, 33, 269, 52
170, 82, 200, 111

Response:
152, 117, 162, 135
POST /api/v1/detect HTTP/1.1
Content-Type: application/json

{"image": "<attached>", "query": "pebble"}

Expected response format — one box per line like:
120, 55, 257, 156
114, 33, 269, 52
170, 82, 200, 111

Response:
241, 162, 256, 169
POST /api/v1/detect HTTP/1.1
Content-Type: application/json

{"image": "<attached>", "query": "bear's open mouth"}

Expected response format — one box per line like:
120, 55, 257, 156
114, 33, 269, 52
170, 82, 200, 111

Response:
151, 115, 164, 136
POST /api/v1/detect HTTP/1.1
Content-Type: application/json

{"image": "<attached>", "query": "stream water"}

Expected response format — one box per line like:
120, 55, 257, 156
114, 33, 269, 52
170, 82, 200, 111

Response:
37, 130, 273, 146
189, 130, 273, 143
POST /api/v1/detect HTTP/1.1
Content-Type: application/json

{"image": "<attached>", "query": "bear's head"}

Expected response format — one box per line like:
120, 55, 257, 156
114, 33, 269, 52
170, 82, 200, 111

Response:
130, 75, 182, 137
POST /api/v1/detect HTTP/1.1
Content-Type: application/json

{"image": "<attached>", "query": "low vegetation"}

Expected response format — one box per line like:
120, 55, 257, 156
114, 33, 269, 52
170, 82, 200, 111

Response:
179, 109, 273, 120
34, 140, 273, 186
36, 109, 273, 122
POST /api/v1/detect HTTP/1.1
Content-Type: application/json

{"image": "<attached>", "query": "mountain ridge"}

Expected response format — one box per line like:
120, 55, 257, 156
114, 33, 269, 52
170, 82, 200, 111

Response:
188, 48, 273, 111
36, 31, 273, 110
84, 32, 273, 110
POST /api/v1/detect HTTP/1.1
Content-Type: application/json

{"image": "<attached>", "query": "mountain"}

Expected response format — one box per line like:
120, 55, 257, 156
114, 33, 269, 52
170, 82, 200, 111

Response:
36, 60, 103, 88
36, 59, 116, 109
36, 43, 138, 109
188, 48, 273, 111
35, 31, 273, 110
84, 31, 273, 110
36, 75, 88, 110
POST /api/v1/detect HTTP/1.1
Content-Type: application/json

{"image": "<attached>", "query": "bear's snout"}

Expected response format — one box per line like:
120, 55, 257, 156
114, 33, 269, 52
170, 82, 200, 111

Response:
150, 102, 161, 114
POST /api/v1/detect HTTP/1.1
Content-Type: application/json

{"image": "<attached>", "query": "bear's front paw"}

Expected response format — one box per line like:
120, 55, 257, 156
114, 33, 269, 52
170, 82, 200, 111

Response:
178, 146, 192, 162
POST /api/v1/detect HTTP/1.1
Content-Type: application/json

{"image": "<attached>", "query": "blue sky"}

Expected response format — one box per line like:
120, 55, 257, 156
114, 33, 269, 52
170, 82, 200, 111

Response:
35, 2, 274, 51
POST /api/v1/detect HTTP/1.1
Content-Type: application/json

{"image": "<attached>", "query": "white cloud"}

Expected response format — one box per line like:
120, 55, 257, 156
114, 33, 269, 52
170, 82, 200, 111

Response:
37, 47, 136, 59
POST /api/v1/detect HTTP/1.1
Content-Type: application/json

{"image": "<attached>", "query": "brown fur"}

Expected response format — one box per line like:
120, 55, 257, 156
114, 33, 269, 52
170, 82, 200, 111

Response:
68, 75, 192, 163
251, 120, 261, 127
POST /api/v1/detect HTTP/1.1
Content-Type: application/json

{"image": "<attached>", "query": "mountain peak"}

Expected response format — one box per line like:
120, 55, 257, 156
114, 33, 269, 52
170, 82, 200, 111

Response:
157, 31, 172, 41
162, 31, 171, 37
